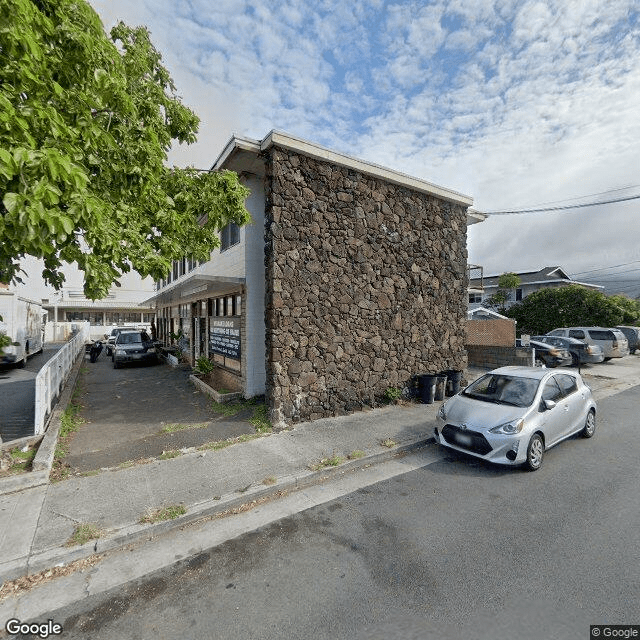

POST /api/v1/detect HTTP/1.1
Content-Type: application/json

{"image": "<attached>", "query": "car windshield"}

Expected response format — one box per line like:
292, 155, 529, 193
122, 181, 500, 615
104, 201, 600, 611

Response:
119, 333, 143, 344
462, 374, 540, 407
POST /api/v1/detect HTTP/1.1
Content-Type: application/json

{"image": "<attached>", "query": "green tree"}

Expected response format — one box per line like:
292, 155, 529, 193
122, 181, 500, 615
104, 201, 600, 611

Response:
486, 272, 521, 312
505, 285, 637, 335
0, 0, 250, 299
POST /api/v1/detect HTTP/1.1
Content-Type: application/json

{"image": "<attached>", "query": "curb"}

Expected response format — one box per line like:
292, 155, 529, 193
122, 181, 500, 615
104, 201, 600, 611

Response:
0, 435, 434, 585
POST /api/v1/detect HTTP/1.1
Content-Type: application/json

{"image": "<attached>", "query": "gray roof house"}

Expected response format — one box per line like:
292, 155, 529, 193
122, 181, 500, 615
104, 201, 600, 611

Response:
469, 266, 604, 309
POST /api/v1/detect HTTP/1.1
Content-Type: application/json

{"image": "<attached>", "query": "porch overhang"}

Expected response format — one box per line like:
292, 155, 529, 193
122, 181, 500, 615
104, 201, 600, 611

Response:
142, 274, 246, 307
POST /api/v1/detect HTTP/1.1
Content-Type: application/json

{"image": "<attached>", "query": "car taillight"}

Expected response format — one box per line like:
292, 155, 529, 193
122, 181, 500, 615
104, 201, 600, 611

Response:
612, 340, 618, 348
586, 346, 594, 354
549, 348, 560, 356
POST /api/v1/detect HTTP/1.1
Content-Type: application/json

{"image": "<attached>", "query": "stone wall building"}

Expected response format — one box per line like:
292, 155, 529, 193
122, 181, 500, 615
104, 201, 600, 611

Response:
148, 131, 480, 427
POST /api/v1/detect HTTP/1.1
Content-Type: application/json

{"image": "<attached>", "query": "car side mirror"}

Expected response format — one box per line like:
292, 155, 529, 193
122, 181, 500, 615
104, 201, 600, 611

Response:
543, 399, 556, 411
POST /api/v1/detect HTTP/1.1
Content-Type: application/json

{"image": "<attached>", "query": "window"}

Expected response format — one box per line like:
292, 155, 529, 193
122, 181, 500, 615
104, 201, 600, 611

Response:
568, 330, 585, 339
555, 374, 578, 397
515, 288, 523, 301
469, 293, 482, 303
541, 378, 563, 404
220, 222, 240, 251
588, 330, 614, 341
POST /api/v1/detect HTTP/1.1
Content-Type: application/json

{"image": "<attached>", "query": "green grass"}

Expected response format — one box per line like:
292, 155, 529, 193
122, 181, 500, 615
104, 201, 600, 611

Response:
2, 446, 37, 475
249, 404, 271, 433
197, 432, 263, 452
160, 422, 209, 434
50, 401, 85, 482
380, 438, 397, 448
139, 505, 186, 524
347, 450, 365, 460
158, 449, 181, 460
66, 523, 101, 547
310, 455, 345, 471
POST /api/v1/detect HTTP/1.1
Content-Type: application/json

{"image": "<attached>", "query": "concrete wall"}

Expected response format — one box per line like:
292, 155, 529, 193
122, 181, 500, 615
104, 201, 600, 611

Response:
466, 318, 515, 346
242, 174, 267, 397
466, 344, 534, 369
264, 147, 469, 426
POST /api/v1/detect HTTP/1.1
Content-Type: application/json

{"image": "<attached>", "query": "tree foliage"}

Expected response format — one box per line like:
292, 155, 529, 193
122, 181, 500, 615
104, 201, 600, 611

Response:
0, 0, 250, 299
505, 285, 640, 335
486, 272, 521, 311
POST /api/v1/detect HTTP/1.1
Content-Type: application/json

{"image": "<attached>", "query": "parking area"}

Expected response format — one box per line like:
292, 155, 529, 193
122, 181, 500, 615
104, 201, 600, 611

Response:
62, 353, 257, 473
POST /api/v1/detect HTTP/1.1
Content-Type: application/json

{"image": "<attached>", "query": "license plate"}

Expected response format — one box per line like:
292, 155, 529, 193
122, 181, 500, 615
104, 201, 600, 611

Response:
456, 433, 472, 446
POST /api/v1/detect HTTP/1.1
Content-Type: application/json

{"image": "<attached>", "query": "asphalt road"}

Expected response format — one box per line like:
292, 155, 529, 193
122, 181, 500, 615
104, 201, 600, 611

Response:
47, 385, 640, 640
0, 345, 62, 441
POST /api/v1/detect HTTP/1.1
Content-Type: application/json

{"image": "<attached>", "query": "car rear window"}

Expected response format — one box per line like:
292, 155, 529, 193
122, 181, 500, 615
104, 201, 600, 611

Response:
587, 330, 614, 341
119, 333, 143, 344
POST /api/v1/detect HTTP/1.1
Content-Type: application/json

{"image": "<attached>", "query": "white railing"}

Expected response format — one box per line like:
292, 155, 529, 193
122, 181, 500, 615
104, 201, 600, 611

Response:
34, 323, 90, 435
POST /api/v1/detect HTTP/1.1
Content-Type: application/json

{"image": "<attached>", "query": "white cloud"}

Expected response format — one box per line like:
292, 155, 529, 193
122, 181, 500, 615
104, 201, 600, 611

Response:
80, 0, 640, 285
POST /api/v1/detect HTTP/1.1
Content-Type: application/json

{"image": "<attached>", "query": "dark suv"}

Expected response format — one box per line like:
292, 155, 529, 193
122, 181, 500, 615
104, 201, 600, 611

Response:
112, 331, 158, 369
616, 326, 639, 354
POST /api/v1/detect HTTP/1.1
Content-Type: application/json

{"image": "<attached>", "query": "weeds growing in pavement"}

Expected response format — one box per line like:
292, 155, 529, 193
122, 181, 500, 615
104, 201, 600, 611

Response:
140, 505, 186, 524
66, 523, 101, 547
310, 455, 345, 471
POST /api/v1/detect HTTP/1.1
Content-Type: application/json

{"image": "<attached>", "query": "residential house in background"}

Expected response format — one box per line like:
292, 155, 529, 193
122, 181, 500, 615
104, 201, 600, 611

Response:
469, 265, 604, 309
146, 130, 481, 426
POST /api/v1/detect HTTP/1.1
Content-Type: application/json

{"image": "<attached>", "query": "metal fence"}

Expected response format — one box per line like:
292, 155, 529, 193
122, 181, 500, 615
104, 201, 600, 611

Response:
34, 323, 90, 435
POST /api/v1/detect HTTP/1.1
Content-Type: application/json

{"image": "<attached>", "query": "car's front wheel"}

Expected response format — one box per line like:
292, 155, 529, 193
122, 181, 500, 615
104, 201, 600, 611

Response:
525, 433, 544, 471
582, 409, 596, 438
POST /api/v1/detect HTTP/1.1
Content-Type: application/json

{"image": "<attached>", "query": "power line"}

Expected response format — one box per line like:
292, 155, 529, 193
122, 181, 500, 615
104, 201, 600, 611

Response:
497, 184, 640, 210
481, 192, 640, 215
570, 261, 640, 276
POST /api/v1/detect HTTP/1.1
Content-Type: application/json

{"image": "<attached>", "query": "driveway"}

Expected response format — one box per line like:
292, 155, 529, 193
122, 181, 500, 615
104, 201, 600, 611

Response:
62, 354, 257, 473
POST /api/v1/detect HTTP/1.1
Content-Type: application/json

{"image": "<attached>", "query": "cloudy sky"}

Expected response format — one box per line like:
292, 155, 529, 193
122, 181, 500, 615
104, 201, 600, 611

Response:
78, 1, 638, 297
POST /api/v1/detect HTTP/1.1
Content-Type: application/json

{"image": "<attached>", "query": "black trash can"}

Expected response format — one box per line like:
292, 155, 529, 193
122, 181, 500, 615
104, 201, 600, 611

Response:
418, 374, 437, 404
434, 374, 447, 401
445, 370, 463, 397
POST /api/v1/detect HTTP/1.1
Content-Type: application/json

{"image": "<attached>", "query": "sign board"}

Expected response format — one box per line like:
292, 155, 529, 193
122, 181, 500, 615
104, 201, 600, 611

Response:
209, 317, 241, 359
520, 334, 530, 346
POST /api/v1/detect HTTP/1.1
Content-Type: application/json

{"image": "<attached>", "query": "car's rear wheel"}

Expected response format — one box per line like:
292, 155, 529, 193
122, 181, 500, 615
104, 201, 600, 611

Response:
525, 434, 544, 471
582, 409, 596, 438
113, 360, 119, 369
571, 352, 579, 367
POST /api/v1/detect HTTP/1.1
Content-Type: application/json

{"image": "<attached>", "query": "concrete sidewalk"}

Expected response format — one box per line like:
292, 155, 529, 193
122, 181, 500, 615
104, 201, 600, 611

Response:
1, 355, 639, 620
0, 390, 442, 586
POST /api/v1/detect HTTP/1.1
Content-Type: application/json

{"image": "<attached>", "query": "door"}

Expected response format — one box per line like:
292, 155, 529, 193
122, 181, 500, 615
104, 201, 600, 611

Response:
539, 376, 566, 447
554, 373, 584, 436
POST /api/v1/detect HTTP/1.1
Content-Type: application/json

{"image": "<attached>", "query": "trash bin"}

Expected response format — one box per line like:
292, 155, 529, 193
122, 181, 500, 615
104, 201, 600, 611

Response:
444, 370, 463, 397
418, 374, 437, 404
434, 374, 447, 401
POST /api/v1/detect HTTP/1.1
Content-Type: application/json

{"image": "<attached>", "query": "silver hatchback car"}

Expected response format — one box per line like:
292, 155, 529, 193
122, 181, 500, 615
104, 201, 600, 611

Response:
434, 366, 596, 470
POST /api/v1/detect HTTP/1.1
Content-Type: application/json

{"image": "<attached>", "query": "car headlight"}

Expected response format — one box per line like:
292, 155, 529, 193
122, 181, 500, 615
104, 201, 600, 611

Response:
490, 419, 525, 435
438, 403, 447, 420
146, 347, 156, 353
115, 349, 126, 355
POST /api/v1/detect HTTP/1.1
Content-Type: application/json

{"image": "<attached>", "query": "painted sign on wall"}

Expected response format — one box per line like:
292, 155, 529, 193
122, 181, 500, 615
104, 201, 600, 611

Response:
209, 317, 241, 359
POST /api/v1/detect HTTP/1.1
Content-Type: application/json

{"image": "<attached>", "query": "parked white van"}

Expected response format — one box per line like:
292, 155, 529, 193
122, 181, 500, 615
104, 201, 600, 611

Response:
547, 327, 629, 360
